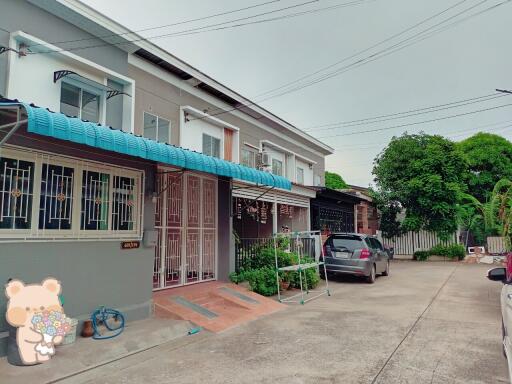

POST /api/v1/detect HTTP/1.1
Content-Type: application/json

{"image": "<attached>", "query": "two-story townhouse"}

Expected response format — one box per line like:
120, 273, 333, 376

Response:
126, 48, 333, 280
0, 0, 332, 356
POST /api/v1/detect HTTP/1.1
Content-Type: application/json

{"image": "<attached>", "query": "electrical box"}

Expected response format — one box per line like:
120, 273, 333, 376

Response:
143, 230, 158, 248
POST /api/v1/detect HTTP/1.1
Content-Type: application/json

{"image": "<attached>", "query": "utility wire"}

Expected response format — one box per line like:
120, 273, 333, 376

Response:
28, 0, 282, 49
29, 0, 372, 54
192, 0, 508, 121
254, 0, 493, 101
304, 93, 506, 130
305, 93, 509, 132
317, 102, 512, 138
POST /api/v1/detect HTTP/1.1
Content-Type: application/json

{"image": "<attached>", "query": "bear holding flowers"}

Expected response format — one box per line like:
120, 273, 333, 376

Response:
5, 278, 72, 365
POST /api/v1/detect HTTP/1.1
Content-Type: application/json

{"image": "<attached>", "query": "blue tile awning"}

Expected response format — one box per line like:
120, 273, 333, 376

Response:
0, 102, 292, 190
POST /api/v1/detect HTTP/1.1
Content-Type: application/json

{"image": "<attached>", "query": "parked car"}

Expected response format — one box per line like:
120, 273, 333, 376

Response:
487, 254, 512, 382
320, 233, 390, 283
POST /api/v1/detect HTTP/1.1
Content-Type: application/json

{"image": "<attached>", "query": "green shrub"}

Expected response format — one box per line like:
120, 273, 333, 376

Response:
429, 244, 465, 260
289, 256, 320, 289
244, 267, 278, 296
413, 251, 430, 261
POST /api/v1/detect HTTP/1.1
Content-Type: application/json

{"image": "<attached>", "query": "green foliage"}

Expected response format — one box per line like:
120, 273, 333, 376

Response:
457, 133, 512, 203
372, 133, 468, 240
234, 243, 320, 296
244, 267, 278, 296
429, 244, 465, 260
288, 256, 320, 289
370, 189, 402, 238
413, 244, 465, 261
413, 251, 430, 261
462, 179, 512, 250
325, 171, 348, 190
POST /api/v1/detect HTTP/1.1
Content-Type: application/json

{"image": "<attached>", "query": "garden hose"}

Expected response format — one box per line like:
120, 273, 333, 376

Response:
91, 306, 125, 340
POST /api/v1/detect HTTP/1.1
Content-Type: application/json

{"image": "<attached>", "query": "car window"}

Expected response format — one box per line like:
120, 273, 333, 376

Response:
370, 237, 384, 251
364, 238, 373, 248
331, 236, 364, 251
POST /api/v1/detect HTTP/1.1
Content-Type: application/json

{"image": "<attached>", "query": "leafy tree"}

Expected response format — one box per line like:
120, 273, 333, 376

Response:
457, 133, 512, 202
325, 171, 348, 189
372, 133, 468, 240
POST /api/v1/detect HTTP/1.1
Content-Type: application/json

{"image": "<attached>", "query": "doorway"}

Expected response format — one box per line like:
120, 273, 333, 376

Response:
153, 169, 217, 290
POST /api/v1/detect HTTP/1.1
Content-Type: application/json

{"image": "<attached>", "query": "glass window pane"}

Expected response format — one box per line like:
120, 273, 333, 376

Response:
241, 149, 255, 168
157, 117, 170, 143
212, 137, 220, 158
81, 90, 100, 123
60, 83, 80, 118
39, 164, 74, 230
81, 170, 110, 230
143, 112, 157, 141
202, 134, 211, 155
0, 157, 34, 229
297, 167, 304, 184
272, 159, 283, 176
112, 176, 136, 231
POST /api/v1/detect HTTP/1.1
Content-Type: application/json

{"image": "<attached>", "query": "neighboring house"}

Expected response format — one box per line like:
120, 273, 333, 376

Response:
340, 185, 379, 235
0, 0, 333, 355
310, 187, 362, 234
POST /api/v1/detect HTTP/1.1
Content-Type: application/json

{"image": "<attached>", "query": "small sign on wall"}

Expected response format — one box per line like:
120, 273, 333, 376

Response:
121, 241, 140, 250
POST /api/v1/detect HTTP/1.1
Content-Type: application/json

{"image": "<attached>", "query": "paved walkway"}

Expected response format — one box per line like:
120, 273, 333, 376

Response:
6, 262, 509, 383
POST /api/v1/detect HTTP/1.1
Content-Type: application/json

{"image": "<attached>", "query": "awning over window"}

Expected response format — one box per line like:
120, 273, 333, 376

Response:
0, 102, 292, 190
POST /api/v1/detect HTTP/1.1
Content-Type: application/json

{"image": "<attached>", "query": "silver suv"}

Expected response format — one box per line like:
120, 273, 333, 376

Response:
321, 233, 390, 284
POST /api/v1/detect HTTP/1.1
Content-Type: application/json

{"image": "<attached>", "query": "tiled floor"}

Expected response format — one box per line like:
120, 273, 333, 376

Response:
153, 281, 285, 332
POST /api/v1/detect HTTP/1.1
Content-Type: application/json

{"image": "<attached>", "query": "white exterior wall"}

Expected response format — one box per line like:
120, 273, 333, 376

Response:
6, 32, 134, 132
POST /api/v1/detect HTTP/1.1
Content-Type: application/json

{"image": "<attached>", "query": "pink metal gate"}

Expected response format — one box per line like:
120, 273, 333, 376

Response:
153, 170, 217, 289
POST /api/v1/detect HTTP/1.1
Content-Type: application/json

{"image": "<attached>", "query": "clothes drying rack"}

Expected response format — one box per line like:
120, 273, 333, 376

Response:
274, 230, 330, 304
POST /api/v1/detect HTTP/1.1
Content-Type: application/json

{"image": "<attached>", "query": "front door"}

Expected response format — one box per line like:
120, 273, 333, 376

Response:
153, 170, 217, 289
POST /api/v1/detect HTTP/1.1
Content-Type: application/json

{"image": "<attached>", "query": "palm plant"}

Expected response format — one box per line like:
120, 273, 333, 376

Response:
462, 179, 512, 251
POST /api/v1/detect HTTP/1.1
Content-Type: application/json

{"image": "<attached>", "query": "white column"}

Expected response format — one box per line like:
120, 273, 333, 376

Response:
354, 204, 358, 233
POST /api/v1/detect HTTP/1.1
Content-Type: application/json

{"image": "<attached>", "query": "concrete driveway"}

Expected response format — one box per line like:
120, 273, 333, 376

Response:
62, 262, 509, 384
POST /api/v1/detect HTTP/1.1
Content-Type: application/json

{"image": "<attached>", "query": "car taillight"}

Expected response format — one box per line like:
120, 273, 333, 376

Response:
360, 248, 370, 259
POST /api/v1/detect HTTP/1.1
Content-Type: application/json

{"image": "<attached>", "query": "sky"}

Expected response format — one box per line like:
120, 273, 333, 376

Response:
82, 0, 512, 186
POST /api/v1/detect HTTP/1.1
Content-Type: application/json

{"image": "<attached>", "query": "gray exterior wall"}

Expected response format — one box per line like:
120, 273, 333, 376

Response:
0, 130, 156, 356
128, 64, 327, 184
0, 0, 128, 78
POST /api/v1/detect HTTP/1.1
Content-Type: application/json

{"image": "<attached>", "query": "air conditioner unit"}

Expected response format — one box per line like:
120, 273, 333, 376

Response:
257, 152, 271, 169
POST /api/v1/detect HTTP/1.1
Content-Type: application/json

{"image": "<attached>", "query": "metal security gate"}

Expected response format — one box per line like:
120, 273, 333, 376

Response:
153, 170, 217, 290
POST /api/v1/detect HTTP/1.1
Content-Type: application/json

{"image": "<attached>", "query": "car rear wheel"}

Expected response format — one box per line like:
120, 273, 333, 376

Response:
382, 261, 390, 276
366, 265, 376, 284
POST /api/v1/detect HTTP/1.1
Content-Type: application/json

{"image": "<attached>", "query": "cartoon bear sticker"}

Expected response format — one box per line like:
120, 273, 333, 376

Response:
5, 278, 66, 365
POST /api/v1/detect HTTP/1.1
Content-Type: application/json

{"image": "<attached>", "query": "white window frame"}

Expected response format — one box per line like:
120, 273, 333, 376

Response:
60, 80, 105, 124
0, 146, 144, 241
143, 111, 171, 143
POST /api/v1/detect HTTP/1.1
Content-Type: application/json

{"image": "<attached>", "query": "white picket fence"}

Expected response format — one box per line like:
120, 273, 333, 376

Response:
487, 236, 507, 254
383, 230, 457, 256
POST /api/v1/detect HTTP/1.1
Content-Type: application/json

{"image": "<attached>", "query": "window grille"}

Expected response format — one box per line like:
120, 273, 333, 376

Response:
0, 157, 34, 229
81, 170, 110, 231
39, 164, 74, 230
0, 148, 143, 240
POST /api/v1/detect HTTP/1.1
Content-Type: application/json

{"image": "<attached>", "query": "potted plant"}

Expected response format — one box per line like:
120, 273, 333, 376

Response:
279, 272, 291, 291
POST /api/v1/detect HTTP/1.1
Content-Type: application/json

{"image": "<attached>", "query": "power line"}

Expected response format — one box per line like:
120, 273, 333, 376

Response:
191, 0, 508, 121
28, 0, 283, 49
304, 93, 509, 132
316, 102, 512, 138
253, 0, 495, 101
29, 0, 372, 54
